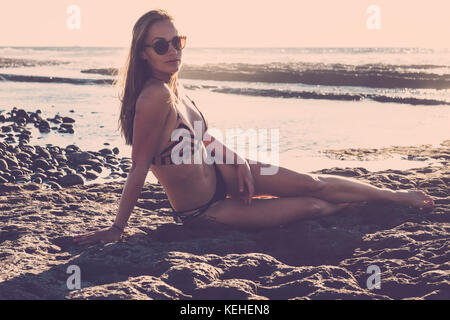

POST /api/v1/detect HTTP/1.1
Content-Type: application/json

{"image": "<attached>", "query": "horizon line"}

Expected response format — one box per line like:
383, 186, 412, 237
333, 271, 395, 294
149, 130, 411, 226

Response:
0, 45, 449, 50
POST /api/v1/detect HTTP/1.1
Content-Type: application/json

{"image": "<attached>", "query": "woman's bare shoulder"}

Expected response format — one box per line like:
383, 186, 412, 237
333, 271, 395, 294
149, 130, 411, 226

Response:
139, 80, 171, 101
136, 82, 171, 108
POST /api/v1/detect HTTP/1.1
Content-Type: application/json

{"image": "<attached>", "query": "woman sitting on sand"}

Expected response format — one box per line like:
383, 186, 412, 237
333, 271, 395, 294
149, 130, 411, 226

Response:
74, 9, 434, 246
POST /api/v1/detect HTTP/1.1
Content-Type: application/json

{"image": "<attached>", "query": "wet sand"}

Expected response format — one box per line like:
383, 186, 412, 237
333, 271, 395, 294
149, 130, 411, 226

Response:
0, 107, 449, 300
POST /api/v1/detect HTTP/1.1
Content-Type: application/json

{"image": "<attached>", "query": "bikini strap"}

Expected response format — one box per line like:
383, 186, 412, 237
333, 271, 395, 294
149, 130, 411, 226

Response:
172, 200, 211, 215
185, 94, 208, 131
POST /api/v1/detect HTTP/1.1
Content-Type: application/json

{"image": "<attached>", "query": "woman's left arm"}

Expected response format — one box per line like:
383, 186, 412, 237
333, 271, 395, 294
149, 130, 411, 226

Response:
203, 134, 255, 206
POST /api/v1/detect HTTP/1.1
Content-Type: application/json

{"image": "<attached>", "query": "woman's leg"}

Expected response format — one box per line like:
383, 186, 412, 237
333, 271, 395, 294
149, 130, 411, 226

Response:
217, 160, 434, 211
199, 196, 349, 230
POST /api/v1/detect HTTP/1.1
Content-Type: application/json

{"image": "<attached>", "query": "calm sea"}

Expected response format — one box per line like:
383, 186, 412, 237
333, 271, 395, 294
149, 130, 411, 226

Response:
0, 46, 449, 183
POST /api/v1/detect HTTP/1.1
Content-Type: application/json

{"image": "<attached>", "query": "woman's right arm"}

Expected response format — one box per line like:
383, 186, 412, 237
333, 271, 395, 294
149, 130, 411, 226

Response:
73, 85, 172, 245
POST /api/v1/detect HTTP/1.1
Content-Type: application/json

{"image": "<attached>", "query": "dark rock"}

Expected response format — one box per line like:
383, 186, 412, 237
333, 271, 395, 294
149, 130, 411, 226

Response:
66, 152, 92, 164
1, 125, 12, 133
193, 279, 260, 299
33, 158, 52, 170
38, 120, 50, 133
21, 183, 41, 191
99, 148, 113, 156
85, 171, 99, 180
58, 174, 85, 187
47, 181, 62, 190
62, 117, 75, 124
0, 159, 8, 171
0, 183, 22, 193
65, 145, 81, 153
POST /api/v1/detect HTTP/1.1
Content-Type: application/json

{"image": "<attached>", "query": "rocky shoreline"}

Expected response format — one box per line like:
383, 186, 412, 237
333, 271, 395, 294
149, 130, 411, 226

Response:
0, 107, 130, 189
2, 56, 449, 106
0, 107, 449, 300
0, 57, 70, 69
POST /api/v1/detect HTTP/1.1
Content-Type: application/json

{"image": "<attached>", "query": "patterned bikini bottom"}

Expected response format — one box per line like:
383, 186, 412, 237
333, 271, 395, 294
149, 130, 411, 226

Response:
170, 164, 228, 225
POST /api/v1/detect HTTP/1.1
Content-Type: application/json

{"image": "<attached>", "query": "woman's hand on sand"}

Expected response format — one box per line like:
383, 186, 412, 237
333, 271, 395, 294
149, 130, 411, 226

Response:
72, 226, 122, 246
236, 161, 255, 206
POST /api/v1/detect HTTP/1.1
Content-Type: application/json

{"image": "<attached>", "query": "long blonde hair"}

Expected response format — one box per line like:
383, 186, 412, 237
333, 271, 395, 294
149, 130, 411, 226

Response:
114, 9, 179, 146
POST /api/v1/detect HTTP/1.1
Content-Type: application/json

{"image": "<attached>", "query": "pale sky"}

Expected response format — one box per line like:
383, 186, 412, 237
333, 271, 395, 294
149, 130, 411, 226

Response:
0, 0, 449, 48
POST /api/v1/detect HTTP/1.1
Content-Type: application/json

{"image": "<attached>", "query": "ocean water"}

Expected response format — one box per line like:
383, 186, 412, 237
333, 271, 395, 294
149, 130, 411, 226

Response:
0, 46, 449, 183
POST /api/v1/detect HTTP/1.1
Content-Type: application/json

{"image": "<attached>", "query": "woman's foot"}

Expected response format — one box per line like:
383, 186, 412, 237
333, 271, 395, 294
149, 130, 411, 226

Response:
394, 190, 435, 212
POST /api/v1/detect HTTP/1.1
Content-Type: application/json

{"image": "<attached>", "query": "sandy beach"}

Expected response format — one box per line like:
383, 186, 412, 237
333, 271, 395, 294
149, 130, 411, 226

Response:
0, 106, 448, 300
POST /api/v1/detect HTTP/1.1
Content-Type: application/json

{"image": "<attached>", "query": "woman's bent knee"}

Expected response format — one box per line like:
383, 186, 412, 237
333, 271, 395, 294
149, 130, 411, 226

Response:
300, 174, 328, 196
299, 197, 329, 217
194, 197, 335, 231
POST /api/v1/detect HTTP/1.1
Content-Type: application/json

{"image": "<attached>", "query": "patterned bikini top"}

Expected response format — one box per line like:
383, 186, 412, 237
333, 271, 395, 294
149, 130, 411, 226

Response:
150, 95, 209, 166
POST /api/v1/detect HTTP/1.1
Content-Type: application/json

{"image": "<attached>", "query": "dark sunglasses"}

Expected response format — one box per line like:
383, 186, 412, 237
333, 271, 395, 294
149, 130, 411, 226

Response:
143, 36, 187, 55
